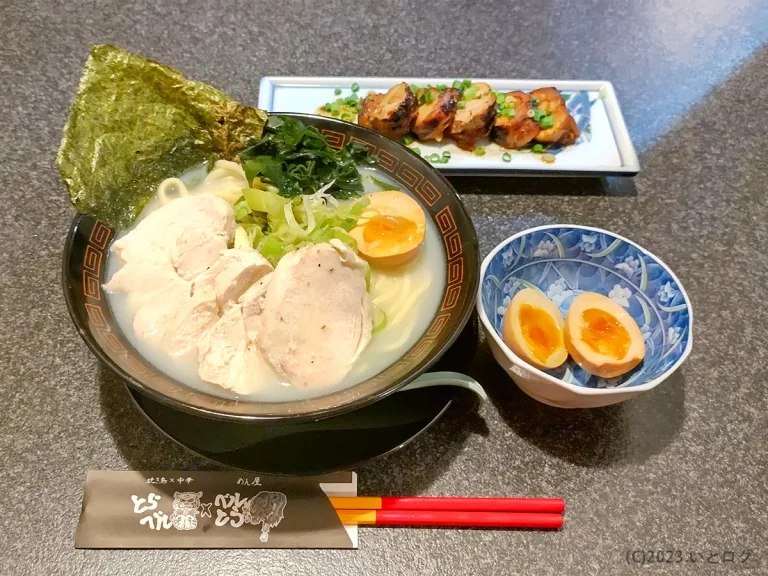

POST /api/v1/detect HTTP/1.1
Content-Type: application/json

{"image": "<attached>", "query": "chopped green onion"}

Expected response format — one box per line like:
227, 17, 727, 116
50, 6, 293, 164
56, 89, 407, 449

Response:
562, 93, 571, 101
539, 115, 555, 129
532, 144, 544, 153
423, 90, 434, 104
527, 109, 535, 118
502, 152, 512, 163
436, 84, 447, 91
473, 146, 486, 156
541, 153, 556, 164
462, 79, 471, 88
457, 100, 466, 109
496, 93, 505, 105
452, 80, 464, 90
442, 150, 451, 159
503, 108, 515, 118
532, 97, 539, 106
463, 86, 478, 100
411, 146, 421, 155
351, 82, 360, 93
334, 88, 341, 95
341, 113, 353, 122
331, 110, 340, 117
429, 153, 441, 162
410, 84, 420, 94
403, 135, 413, 145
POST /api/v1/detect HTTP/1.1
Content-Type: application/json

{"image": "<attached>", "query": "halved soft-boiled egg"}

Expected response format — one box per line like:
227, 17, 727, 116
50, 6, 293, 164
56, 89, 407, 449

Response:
564, 292, 645, 378
502, 288, 568, 370
350, 190, 426, 268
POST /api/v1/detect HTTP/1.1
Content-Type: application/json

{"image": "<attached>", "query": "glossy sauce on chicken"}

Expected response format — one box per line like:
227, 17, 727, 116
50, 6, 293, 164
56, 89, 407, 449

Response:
491, 91, 540, 149
411, 88, 460, 142
450, 82, 497, 150
359, 83, 416, 138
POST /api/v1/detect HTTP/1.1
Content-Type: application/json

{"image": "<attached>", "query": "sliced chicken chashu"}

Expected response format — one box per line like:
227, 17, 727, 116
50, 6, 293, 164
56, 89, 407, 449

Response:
256, 240, 372, 388
192, 248, 273, 312
529, 87, 579, 145
171, 229, 228, 281
239, 272, 272, 342
110, 194, 235, 264
450, 82, 496, 150
163, 287, 219, 356
411, 88, 460, 142
491, 91, 540, 149
360, 82, 416, 138
197, 303, 250, 394
132, 277, 191, 345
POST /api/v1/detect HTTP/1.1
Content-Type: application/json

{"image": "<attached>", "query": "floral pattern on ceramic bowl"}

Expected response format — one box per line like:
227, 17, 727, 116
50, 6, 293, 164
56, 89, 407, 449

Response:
477, 225, 693, 408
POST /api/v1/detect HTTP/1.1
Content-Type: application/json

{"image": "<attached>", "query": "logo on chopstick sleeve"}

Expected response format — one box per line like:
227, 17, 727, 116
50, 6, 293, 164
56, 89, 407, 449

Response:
131, 486, 287, 540
245, 492, 288, 542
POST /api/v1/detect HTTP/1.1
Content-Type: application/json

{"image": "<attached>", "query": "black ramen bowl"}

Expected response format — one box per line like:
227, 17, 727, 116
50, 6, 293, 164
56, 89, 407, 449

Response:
63, 113, 480, 423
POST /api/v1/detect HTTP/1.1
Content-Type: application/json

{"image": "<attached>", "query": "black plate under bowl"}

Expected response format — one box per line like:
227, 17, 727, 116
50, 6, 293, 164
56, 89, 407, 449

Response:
128, 315, 479, 475
63, 112, 480, 422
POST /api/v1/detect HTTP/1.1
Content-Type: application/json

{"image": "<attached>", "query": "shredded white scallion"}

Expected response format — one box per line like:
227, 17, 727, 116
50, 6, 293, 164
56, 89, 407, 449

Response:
283, 203, 305, 236
302, 195, 316, 234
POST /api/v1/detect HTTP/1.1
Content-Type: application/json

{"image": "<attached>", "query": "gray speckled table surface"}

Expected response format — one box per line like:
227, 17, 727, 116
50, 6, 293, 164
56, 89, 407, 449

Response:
2, 1, 767, 574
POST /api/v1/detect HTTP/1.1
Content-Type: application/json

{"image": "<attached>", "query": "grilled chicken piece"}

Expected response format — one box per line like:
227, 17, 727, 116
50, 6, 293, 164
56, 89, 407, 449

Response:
490, 91, 540, 149
450, 82, 496, 150
529, 87, 579, 145
411, 88, 460, 142
360, 82, 416, 138
358, 92, 382, 131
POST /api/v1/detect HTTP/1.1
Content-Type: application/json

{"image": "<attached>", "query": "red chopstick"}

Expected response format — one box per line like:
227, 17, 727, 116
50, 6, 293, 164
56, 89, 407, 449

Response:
337, 509, 563, 529
329, 496, 565, 514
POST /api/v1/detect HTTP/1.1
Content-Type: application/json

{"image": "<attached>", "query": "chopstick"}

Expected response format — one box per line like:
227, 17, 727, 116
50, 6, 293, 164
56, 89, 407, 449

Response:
336, 510, 563, 529
329, 496, 565, 514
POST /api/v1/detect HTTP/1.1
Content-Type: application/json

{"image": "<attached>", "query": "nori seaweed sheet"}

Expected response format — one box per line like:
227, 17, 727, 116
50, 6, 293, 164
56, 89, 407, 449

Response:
56, 44, 267, 229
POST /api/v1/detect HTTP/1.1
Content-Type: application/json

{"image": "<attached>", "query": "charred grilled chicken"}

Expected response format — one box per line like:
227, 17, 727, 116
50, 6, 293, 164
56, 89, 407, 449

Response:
449, 82, 496, 150
358, 82, 416, 138
529, 87, 579, 145
490, 91, 540, 149
410, 87, 460, 142
358, 92, 383, 131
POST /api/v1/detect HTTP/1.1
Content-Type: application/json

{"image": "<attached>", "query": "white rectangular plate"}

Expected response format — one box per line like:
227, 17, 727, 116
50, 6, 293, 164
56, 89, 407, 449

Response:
258, 77, 639, 176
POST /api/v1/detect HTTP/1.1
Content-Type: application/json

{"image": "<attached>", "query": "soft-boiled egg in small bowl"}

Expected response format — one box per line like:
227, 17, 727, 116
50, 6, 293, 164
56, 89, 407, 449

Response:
477, 225, 692, 408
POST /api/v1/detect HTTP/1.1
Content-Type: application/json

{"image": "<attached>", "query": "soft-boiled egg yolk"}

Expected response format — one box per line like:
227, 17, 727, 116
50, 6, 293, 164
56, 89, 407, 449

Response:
518, 304, 562, 363
564, 292, 645, 378
363, 214, 419, 245
350, 190, 426, 268
579, 308, 631, 359
502, 288, 568, 370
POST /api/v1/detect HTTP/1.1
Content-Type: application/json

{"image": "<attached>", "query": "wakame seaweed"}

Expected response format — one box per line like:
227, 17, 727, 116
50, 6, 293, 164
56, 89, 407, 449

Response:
56, 44, 267, 229
240, 116, 373, 200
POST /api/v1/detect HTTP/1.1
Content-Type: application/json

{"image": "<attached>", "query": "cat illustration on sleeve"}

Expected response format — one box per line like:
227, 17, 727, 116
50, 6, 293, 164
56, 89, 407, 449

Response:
170, 491, 204, 530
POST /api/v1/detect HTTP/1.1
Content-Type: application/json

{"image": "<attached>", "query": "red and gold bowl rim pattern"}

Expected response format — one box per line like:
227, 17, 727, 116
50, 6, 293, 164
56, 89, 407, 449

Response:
63, 114, 479, 421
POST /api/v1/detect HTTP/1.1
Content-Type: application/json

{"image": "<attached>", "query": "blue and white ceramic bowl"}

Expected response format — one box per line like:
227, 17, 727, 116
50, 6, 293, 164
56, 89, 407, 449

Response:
477, 225, 692, 408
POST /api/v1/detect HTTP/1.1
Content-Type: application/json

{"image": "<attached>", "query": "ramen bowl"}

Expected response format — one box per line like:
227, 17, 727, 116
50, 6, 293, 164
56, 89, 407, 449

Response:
477, 225, 692, 408
63, 114, 479, 422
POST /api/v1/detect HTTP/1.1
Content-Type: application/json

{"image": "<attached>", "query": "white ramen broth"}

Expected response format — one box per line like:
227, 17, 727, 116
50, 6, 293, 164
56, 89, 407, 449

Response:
105, 166, 446, 402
